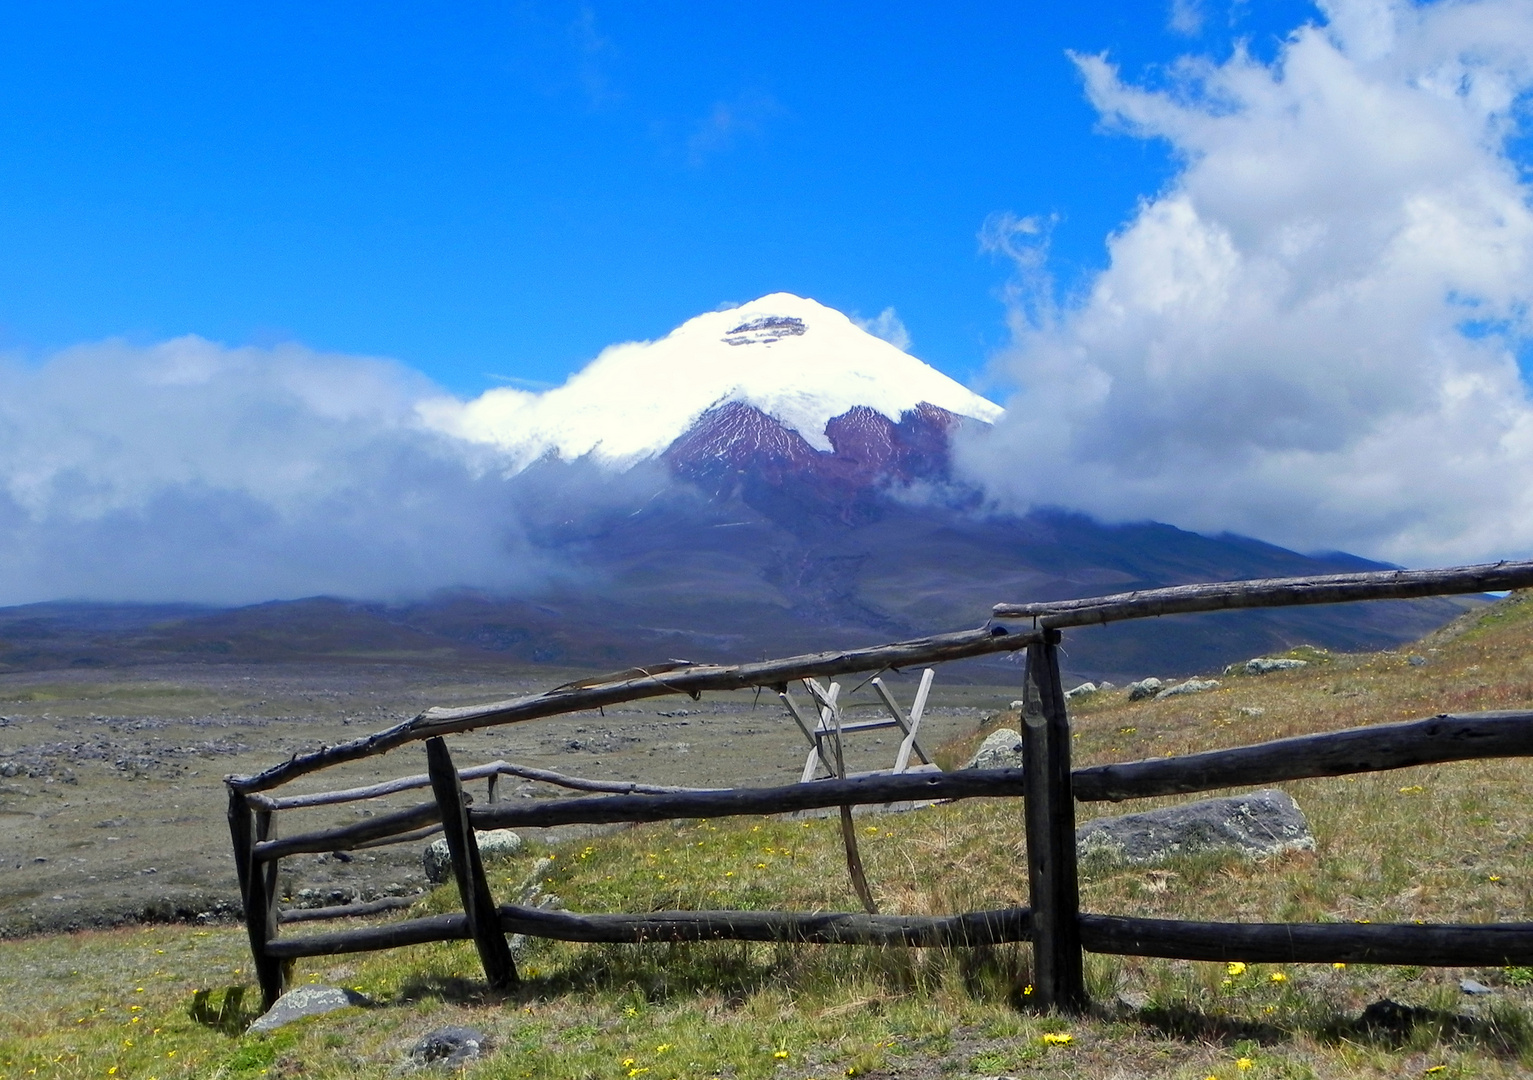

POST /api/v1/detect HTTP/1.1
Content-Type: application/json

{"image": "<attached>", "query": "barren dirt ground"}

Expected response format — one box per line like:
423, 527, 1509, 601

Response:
0, 661, 1009, 936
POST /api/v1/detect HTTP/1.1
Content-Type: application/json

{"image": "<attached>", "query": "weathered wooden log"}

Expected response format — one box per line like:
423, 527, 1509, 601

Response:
251, 760, 717, 812
1021, 637, 1087, 1013
351, 823, 443, 851
263, 905, 1034, 959
994, 560, 1533, 627
255, 800, 440, 862
467, 769, 1027, 833
265, 912, 471, 957
494, 903, 1032, 946
279, 896, 418, 923
426, 738, 517, 989
254, 770, 1029, 862
1079, 914, 1533, 966
227, 624, 1039, 793
1072, 711, 1533, 803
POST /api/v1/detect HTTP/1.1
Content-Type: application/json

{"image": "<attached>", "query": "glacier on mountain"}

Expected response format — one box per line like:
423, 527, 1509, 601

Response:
420, 293, 1003, 470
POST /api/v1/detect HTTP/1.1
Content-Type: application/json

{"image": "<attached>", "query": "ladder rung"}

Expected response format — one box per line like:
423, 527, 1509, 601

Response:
813, 718, 902, 738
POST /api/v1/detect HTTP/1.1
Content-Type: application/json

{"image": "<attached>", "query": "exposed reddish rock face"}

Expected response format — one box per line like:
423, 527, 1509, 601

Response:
662, 399, 970, 520
665, 398, 962, 490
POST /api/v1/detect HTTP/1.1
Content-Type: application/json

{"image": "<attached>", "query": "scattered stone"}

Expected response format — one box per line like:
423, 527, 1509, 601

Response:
410, 1026, 489, 1068
963, 728, 1024, 770
1097, 681, 1117, 692
1008, 699, 1025, 710
1155, 679, 1222, 700
248, 986, 371, 1032
1460, 978, 1494, 995
1064, 682, 1097, 699
423, 829, 524, 885
1126, 678, 1164, 701
1408, 654, 1428, 667
1235, 657, 1310, 675
1235, 706, 1266, 718
1077, 789, 1315, 865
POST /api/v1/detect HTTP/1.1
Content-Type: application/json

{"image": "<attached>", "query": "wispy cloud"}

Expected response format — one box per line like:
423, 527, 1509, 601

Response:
960, 0, 1533, 566
686, 90, 784, 166
568, 3, 618, 108
853, 308, 913, 351
1168, 0, 1207, 36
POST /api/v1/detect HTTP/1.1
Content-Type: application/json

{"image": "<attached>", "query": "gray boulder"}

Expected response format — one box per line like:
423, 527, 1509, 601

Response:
249, 986, 371, 1032
1236, 657, 1309, 675
411, 1026, 489, 1068
1077, 789, 1315, 865
1155, 678, 1221, 700
1126, 678, 1164, 701
964, 728, 1024, 769
1064, 682, 1098, 700
423, 828, 524, 885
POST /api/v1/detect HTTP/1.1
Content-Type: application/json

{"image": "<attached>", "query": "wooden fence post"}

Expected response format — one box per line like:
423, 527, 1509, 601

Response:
1021, 633, 1087, 1013
227, 788, 286, 1010
425, 737, 518, 990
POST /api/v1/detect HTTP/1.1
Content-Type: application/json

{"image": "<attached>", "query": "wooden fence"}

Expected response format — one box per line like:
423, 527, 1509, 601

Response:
226, 559, 1533, 1014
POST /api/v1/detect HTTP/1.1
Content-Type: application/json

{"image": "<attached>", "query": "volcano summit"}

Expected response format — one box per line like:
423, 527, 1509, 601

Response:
0, 294, 1473, 681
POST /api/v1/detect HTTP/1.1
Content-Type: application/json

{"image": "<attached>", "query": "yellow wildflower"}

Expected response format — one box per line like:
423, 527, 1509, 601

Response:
1269, 971, 1287, 983
1041, 1031, 1073, 1045
1237, 1057, 1254, 1070
1227, 961, 1247, 976
773, 1050, 789, 1059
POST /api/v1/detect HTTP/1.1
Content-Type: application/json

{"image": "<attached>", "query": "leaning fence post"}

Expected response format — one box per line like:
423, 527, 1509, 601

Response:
1021, 633, 1087, 1012
425, 737, 518, 990
227, 787, 286, 1010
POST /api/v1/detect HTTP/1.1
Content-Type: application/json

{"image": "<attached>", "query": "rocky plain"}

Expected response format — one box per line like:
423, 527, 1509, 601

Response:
0, 658, 1005, 937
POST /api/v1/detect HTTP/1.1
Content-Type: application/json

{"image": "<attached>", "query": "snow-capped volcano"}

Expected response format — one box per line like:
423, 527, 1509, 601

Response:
423, 293, 1003, 470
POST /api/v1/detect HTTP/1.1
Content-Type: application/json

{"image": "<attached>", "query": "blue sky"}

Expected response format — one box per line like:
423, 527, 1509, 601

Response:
0, 0, 1315, 394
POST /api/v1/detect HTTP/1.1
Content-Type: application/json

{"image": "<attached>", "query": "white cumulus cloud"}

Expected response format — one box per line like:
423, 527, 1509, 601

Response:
958, 0, 1533, 566
0, 337, 547, 605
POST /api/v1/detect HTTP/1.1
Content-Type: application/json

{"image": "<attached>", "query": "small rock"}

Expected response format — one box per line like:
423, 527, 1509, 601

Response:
1008, 699, 1025, 710
1460, 978, 1494, 995
1097, 681, 1116, 692
248, 986, 370, 1032
1236, 706, 1266, 718
1115, 989, 1150, 1011
1064, 682, 1097, 699
963, 728, 1024, 770
1408, 654, 1428, 667
1126, 678, 1164, 701
410, 1026, 489, 1068
1077, 789, 1315, 865
1238, 657, 1309, 675
423, 829, 524, 885
1155, 679, 1221, 700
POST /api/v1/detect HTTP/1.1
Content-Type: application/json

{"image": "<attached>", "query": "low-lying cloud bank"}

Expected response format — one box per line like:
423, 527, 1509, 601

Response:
958, 0, 1533, 566
0, 337, 555, 605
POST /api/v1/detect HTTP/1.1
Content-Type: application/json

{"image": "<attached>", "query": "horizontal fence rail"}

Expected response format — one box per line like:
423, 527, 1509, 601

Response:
993, 559, 1533, 628
264, 904, 1036, 959
1072, 710, 1533, 802
229, 624, 1040, 794
253, 769, 1027, 862
248, 760, 718, 812
1079, 916, 1533, 967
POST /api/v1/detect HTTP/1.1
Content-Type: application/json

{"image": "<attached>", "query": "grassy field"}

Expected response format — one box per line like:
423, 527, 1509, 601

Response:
6, 596, 1533, 1078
